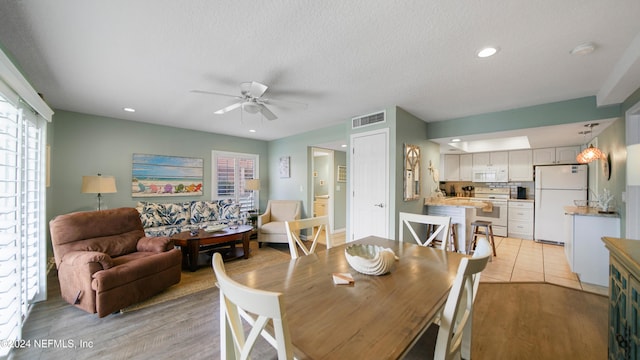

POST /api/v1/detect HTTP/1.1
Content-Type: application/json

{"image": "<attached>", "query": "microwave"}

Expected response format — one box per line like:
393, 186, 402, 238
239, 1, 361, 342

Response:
473, 168, 507, 182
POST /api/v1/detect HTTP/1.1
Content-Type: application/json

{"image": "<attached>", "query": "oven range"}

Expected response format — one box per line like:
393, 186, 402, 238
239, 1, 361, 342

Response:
471, 187, 509, 237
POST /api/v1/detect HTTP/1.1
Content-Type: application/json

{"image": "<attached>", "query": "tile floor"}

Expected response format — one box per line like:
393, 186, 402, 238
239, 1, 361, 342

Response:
329, 232, 608, 296
480, 236, 608, 296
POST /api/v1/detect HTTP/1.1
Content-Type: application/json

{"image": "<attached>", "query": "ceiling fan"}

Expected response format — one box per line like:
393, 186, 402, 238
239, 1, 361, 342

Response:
192, 81, 307, 121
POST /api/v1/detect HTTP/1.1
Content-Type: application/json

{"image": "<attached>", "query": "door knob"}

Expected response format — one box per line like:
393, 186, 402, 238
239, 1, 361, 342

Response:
374, 203, 384, 208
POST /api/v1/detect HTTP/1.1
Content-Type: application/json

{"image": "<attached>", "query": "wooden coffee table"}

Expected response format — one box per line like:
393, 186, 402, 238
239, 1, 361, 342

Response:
171, 225, 252, 272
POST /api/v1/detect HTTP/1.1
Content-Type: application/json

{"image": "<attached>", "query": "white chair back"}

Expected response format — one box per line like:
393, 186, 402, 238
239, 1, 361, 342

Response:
434, 238, 491, 360
399, 212, 451, 250
285, 216, 331, 259
212, 253, 294, 360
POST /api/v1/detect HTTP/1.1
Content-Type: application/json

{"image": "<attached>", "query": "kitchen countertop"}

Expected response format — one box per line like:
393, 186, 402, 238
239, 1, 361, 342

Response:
564, 206, 619, 218
424, 197, 489, 209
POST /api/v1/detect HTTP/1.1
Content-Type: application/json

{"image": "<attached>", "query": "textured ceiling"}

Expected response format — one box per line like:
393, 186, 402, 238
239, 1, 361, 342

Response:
0, 1, 639, 144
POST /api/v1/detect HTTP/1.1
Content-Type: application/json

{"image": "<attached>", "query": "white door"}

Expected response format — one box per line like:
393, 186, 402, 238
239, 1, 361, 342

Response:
350, 129, 389, 241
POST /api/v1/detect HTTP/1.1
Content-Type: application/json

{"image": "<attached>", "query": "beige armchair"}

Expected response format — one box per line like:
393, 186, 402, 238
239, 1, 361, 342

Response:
258, 200, 301, 246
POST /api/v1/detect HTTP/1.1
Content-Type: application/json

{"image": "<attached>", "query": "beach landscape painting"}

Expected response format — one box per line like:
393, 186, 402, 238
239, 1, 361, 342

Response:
132, 153, 203, 197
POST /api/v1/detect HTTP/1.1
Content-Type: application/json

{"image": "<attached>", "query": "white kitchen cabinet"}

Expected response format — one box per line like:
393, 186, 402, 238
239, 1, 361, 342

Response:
441, 154, 460, 181
533, 146, 581, 165
473, 151, 508, 182
565, 211, 620, 286
508, 201, 533, 239
459, 154, 473, 181
508, 150, 533, 181
555, 146, 580, 164
532, 148, 555, 165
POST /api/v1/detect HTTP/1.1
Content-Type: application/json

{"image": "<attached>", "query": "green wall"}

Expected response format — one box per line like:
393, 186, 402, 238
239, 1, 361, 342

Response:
426, 96, 622, 139
589, 118, 626, 234
268, 123, 348, 218
49, 110, 269, 218
395, 107, 437, 243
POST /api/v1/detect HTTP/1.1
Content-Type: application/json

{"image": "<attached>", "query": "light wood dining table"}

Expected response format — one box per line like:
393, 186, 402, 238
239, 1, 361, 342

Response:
228, 236, 467, 359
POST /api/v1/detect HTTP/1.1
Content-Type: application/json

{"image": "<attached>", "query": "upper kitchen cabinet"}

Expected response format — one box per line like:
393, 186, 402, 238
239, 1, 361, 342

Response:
508, 150, 533, 181
555, 146, 581, 164
459, 154, 473, 181
533, 146, 581, 165
440, 153, 472, 181
441, 154, 460, 181
473, 151, 508, 182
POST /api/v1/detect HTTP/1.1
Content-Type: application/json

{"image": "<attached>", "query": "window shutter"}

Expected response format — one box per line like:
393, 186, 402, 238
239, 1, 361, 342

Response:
212, 152, 259, 212
0, 92, 46, 358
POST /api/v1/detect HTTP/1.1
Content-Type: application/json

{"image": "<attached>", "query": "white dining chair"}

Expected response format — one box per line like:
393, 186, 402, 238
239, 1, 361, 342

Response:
212, 253, 294, 360
399, 212, 451, 250
431, 236, 491, 329
284, 216, 331, 259
435, 237, 491, 360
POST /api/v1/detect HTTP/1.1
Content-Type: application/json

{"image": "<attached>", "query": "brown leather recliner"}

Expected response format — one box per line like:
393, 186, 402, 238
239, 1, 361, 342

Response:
50, 207, 182, 317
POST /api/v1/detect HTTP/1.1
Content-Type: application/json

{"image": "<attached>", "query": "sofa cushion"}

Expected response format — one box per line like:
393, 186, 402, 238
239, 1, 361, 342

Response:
64, 229, 142, 258
137, 201, 190, 227
144, 225, 185, 238
157, 202, 190, 225
91, 250, 180, 292
137, 202, 164, 228
190, 200, 219, 223
260, 221, 286, 234
270, 201, 299, 222
218, 198, 241, 222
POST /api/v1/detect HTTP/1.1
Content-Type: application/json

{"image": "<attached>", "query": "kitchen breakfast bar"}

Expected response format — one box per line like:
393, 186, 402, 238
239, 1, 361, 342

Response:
424, 197, 490, 253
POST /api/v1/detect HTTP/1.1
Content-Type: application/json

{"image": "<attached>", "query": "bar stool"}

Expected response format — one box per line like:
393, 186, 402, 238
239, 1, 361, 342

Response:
470, 220, 497, 256
427, 223, 458, 252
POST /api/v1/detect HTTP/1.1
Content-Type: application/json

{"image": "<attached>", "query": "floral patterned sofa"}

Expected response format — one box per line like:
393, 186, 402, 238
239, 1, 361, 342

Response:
136, 199, 248, 237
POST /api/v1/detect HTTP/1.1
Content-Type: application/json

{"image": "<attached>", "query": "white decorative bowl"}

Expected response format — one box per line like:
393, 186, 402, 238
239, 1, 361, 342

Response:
344, 244, 398, 276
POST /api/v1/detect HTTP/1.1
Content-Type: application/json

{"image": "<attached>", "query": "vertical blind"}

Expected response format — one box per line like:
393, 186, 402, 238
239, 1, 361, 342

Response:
212, 151, 258, 212
0, 90, 46, 357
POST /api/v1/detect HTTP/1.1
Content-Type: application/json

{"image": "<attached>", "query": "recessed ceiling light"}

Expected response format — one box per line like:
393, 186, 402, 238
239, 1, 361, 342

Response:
249, 129, 256, 133
477, 47, 499, 58
123, 107, 136, 112
341, 144, 347, 148
570, 42, 596, 56
451, 138, 462, 142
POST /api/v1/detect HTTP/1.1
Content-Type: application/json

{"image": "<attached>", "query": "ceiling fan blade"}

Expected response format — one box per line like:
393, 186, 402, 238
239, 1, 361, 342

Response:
261, 97, 308, 109
249, 81, 269, 98
258, 104, 278, 120
191, 90, 242, 99
214, 102, 242, 114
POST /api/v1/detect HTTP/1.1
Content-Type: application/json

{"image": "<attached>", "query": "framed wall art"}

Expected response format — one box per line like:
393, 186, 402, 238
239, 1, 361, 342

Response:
279, 156, 290, 178
132, 153, 204, 197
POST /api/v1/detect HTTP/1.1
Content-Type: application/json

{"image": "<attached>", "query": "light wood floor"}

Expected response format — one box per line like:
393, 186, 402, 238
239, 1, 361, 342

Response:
11, 236, 608, 359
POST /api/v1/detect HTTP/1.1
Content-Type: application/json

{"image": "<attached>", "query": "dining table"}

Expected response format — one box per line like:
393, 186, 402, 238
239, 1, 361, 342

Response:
228, 235, 467, 359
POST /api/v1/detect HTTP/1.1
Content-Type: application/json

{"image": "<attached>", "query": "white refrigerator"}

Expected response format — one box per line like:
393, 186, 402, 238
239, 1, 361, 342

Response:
534, 164, 588, 244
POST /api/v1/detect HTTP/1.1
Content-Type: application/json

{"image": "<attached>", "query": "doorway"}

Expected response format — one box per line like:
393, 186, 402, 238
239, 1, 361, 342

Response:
311, 147, 335, 233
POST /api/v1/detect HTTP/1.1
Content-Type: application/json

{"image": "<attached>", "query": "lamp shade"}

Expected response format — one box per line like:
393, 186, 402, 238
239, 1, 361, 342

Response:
245, 179, 261, 191
81, 175, 117, 194
576, 144, 605, 164
628, 144, 640, 186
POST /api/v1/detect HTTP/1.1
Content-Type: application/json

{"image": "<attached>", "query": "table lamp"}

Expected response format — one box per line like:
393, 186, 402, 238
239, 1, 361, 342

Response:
81, 173, 117, 210
245, 179, 260, 213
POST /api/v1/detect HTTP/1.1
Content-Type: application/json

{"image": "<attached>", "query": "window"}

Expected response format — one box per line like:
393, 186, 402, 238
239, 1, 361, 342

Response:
0, 91, 47, 357
0, 49, 51, 357
212, 151, 259, 212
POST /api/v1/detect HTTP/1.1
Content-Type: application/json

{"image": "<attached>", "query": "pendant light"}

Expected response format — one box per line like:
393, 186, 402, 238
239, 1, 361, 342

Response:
576, 123, 605, 164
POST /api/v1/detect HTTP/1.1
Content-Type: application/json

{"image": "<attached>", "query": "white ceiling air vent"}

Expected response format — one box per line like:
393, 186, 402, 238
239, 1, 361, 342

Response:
352, 110, 386, 129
